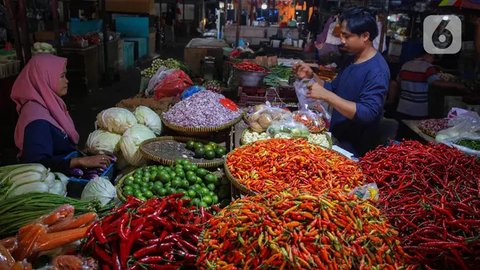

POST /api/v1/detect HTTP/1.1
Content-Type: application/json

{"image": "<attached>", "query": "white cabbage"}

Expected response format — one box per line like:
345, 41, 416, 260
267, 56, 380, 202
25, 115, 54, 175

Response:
86, 129, 122, 153
119, 124, 156, 166
134, 106, 162, 135
96, 107, 138, 135
81, 176, 116, 206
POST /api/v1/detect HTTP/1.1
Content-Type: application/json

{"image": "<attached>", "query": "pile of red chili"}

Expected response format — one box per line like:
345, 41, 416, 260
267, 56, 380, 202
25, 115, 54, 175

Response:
360, 141, 480, 269
82, 195, 212, 270
197, 190, 412, 270
226, 138, 363, 193
233, 61, 268, 73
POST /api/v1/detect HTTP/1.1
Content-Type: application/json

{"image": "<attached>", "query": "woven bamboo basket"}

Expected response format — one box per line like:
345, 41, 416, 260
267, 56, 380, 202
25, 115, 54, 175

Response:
116, 170, 135, 202
160, 113, 243, 136
223, 150, 257, 196
139, 136, 225, 168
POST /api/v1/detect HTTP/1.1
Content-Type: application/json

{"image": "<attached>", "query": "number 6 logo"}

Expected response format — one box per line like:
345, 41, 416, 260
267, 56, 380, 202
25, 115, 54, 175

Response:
424, 15, 462, 54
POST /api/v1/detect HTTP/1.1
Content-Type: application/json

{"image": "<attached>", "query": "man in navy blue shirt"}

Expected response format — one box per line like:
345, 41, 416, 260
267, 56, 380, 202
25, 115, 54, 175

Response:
295, 7, 390, 156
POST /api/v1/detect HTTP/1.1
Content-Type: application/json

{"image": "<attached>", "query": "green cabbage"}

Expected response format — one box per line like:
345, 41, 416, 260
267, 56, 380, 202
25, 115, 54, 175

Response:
81, 176, 116, 206
86, 129, 122, 153
119, 124, 156, 166
134, 106, 162, 135
96, 107, 138, 134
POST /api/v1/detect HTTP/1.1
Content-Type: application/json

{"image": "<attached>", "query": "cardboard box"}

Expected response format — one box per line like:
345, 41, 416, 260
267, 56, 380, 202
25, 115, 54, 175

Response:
106, 0, 155, 15
184, 38, 228, 76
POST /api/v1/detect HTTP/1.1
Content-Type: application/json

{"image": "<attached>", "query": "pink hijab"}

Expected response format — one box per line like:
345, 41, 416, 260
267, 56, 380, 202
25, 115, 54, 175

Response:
11, 54, 79, 154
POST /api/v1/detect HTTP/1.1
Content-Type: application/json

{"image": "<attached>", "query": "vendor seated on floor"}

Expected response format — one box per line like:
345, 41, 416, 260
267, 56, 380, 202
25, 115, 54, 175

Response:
11, 54, 114, 174
387, 50, 465, 120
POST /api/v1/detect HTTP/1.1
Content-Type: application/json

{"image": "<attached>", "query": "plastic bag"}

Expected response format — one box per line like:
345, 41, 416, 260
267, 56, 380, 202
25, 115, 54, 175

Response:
145, 66, 169, 96
293, 104, 327, 133
294, 79, 332, 127
350, 183, 379, 201
267, 117, 310, 138
181, 85, 205, 100
436, 110, 480, 142
441, 134, 480, 156
246, 102, 292, 132
154, 69, 193, 100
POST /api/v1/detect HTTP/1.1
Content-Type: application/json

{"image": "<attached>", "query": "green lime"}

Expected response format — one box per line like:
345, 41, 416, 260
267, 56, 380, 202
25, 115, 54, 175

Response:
157, 188, 167, 196
192, 184, 202, 190
190, 164, 198, 171
186, 141, 196, 150
175, 158, 184, 165
137, 196, 147, 201
204, 145, 214, 152
199, 201, 208, 208
134, 191, 143, 198
181, 180, 190, 188
191, 198, 201, 206
208, 142, 218, 149
172, 178, 183, 187
132, 184, 140, 190
141, 181, 150, 188
200, 187, 210, 196
205, 174, 218, 184
212, 195, 219, 204
169, 172, 177, 179
205, 150, 216, 160
133, 177, 142, 185
184, 164, 195, 171
187, 189, 197, 198
175, 170, 185, 178
186, 170, 196, 177
159, 172, 171, 183
123, 185, 133, 192
140, 186, 149, 193
195, 177, 203, 184
196, 168, 209, 177
153, 181, 163, 188
202, 195, 213, 205
168, 188, 177, 195
215, 147, 227, 157
187, 174, 197, 184
194, 142, 204, 150
181, 159, 191, 166
144, 190, 154, 198
177, 188, 187, 195
207, 183, 216, 191
142, 176, 150, 183
124, 189, 133, 196
124, 176, 134, 186
150, 172, 157, 181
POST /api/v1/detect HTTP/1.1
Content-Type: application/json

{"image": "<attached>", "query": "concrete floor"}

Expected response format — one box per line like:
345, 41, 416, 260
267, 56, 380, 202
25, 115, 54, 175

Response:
0, 37, 189, 165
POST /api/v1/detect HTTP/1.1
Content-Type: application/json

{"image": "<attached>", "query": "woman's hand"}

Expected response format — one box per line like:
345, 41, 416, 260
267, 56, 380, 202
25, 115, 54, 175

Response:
293, 63, 314, 79
307, 82, 332, 101
71, 154, 114, 169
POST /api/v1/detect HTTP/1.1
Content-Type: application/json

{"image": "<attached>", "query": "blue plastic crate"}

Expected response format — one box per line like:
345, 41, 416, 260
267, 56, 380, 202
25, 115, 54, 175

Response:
115, 17, 149, 38
70, 19, 103, 35
123, 41, 135, 68
124, 37, 147, 58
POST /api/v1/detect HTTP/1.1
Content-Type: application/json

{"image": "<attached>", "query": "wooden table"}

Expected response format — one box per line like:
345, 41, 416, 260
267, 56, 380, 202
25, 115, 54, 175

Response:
401, 120, 435, 143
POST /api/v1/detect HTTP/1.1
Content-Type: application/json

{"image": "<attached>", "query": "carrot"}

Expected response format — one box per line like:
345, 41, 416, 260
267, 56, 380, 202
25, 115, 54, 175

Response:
14, 224, 46, 261
35, 226, 90, 252
39, 205, 75, 226
48, 212, 97, 232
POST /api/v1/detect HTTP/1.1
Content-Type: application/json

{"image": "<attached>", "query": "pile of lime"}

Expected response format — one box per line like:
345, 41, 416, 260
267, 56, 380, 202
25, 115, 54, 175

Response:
122, 159, 230, 207
185, 141, 227, 160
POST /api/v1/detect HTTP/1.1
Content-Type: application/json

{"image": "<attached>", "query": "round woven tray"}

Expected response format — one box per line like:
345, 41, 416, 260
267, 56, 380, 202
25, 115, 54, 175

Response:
160, 113, 243, 136
223, 149, 257, 196
139, 136, 225, 168
116, 170, 135, 202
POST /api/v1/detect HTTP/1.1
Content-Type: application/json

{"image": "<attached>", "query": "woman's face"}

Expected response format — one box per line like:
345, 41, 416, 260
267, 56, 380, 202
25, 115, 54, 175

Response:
56, 68, 69, 97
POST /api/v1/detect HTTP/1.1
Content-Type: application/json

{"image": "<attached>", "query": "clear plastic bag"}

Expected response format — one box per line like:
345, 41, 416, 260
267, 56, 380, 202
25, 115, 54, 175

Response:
246, 102, 292, 132
267, 117, 310, 138
292, 104, 327, 133
294, 79, 332, 128
436, 110, 480, 142
145, 66, 169, 96
349, 183, 379, 201
441, 134, 480, 156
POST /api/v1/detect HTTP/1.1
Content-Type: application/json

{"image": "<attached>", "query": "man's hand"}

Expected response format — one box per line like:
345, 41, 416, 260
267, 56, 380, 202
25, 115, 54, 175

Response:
293, 63, 314, 79
306, 82, 333, 101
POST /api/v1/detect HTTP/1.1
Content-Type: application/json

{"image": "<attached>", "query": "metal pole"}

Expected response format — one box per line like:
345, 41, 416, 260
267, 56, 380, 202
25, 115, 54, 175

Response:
101, 0, 110, 83
51, 0, 61, 55
4, 0, 24, 65
235, 0, 242, 47
18, 0, 31, 62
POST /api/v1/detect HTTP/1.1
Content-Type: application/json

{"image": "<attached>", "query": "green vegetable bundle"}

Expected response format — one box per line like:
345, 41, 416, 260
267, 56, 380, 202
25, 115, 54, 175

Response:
264, 65, 292, 87
0, 193, 113, 238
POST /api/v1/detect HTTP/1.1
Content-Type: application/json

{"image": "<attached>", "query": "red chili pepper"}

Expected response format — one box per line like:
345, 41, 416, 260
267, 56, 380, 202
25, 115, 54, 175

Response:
94, 244, 113, 266
118, 212, 130, 241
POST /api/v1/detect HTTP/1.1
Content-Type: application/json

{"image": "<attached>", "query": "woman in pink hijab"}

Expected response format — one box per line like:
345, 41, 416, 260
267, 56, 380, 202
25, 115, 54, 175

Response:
11, 54, 113, 173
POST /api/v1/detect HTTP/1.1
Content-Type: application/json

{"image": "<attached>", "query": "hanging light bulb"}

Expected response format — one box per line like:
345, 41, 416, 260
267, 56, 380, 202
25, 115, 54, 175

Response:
261, 2, 268, 10
219, 1, 225, 9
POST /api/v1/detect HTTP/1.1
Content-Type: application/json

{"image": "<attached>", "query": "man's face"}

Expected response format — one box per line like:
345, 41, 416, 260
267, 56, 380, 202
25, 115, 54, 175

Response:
339, 20, 370, 54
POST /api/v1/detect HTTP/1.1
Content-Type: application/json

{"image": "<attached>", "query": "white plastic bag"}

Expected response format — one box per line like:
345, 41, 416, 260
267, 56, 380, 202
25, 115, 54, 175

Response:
436, 110, 480, 142
294, 80, 332, 128
145, 66, 170, 96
